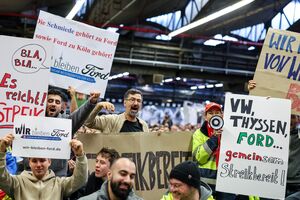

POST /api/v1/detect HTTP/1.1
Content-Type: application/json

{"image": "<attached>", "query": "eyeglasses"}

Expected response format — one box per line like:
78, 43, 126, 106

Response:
126, 98, 142, 103
169, 183, 184, 190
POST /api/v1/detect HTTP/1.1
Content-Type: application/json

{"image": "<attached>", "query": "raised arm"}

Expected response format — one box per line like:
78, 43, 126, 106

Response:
0, 134, 17, 196
68, 86, 78, 113
69, 92, 100, 134
84, 101, 115, 130
62, 139, 88, 196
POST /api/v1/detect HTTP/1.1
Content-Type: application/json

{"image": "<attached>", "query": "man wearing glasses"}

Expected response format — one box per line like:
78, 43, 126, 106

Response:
161, 161, 214, 200
85, 89, 149, 133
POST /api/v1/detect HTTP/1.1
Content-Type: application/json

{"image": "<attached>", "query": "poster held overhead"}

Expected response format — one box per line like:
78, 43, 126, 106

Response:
250, 28, 300, 115
34, 11, 119, 97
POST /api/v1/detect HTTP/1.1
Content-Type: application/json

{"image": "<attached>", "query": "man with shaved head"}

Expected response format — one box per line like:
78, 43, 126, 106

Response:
79, 157, 143, 200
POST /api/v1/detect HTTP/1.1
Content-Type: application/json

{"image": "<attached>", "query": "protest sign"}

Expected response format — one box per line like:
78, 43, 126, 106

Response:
12, 116, 71, 159
34, 11, 119, 97
0, 36, 52, 137
216, 93, 291, 199
77, 131, 193, 199
250, 28, 300, 115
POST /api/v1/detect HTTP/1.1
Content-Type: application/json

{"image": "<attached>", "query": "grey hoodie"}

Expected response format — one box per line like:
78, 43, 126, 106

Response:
0, 153, 88, 200
79, 180, 143, 200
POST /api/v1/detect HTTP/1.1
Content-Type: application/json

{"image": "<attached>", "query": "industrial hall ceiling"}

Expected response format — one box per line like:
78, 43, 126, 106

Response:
0, 0, 296, 104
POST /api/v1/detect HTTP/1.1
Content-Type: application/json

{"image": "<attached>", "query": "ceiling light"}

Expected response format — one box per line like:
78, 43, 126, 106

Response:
176, 77, 181, 81
206, 84, 214, 88
106, 27, 119, 33
156, 34, 172, 41
122, 72, 129, 76
198, 85, 205, 89
215, 83, 224, 87
223, 35, 238, 41
168, 0, 255, 37
204, 39, 225, 46
164, 78, 173, 83
190, 86, 197, 90
248, 46, 255, 50
66, 0, 86, 19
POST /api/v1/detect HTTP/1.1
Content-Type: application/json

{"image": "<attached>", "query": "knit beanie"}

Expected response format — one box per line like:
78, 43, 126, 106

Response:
169, 161, 200, 188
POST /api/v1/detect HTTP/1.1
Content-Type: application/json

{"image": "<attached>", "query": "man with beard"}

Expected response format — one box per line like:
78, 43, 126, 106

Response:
85, 88, 149, 133
79, 157, 143, 200
161, 161, 214, 200
46, 88, 100, 176
46, 88, 99, 133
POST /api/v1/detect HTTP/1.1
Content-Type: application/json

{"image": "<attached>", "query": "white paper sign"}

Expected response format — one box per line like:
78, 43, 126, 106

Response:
34, 11, 119, 97
0, 36, 52, 137
12, 116, 72, 159
216, 94, 291, 199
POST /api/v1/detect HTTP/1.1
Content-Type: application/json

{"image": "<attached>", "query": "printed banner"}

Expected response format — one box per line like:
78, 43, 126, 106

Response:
250, 28, 300, 115
12, 116, 71, 159
216, 94, 291, 199
77, 131, 193, 200
0, 36, 52, 137
34, 11, 119, 97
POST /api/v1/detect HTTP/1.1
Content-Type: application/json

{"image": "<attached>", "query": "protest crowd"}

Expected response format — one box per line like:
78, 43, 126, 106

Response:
0, 5, 300, 200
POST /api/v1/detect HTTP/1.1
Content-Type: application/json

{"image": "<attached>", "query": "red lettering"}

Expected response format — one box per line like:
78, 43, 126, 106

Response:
0, 73, 17, 88
9, 78, 17, 89
0, 102, 44, 123
20, 49, 40, 59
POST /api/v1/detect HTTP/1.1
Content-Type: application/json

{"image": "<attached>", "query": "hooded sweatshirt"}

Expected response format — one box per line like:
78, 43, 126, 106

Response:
0, 152, 88, 200
79, 180, 143, 200
161, 181, 214, 200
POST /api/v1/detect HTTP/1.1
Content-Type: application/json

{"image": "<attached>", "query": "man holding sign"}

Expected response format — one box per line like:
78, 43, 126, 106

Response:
0, 133, 88, 200
46, 88, 99, 176
192, 102, 236, 200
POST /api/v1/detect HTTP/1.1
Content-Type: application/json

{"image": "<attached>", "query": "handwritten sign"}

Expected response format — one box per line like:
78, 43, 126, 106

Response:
216, 94, 291, 199
12, 116, 71, 159
0, 36, 52, 137
34, 11, 119, 97
77, 131, 193, 200
251, 28, 300, 115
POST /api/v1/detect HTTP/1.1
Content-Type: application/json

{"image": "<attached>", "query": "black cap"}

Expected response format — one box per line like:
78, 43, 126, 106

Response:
169, 161, 200, 188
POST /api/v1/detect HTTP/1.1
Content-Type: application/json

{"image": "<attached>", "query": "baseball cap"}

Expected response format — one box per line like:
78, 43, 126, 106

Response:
205, 102, 222, 113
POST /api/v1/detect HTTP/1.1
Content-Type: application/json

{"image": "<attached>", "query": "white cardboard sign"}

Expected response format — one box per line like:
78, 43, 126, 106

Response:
34, 11, 119, 97
0, 36, 52, 137
216, 94, 291, 199
12, 116, 72, 159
